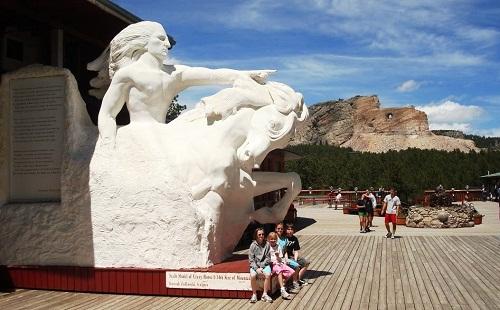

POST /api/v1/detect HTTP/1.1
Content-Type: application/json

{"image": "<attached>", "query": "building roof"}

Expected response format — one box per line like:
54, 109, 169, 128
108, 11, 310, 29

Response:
480, 172, 500, 178
87, 0, 141, 24
0, 0, 141, 47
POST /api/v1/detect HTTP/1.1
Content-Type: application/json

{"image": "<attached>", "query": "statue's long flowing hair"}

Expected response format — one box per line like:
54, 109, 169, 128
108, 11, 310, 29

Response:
109, 21, 165, 78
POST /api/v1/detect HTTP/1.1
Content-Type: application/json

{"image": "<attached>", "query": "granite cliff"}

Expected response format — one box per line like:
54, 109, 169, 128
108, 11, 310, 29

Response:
292, 95, 478, 153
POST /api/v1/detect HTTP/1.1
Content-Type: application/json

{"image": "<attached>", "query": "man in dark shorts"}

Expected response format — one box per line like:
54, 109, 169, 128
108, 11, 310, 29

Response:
357, 199, 368, 233
285, 223, 311, 291
363, 188, 376, 230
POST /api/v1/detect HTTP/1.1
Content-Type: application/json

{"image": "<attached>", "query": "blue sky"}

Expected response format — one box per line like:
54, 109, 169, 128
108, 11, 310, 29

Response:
113, 0, 500, 136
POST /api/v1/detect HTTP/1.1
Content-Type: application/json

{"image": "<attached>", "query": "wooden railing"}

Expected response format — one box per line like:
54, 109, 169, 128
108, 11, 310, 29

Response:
422, 189, 482, 206
297, 188, 483, 207
297, 189, 385, 207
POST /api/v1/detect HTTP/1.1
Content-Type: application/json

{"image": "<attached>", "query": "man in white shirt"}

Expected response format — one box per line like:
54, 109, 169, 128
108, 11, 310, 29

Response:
335, 190, 342, 210
381, 188, 401, 239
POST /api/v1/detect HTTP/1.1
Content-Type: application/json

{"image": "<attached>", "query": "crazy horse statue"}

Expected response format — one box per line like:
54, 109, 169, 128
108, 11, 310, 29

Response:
88, 21, 308, 268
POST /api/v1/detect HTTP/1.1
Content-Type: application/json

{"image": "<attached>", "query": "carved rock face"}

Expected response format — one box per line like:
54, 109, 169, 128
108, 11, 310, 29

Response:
351, 96, 429, 134
291, 95, 478, 153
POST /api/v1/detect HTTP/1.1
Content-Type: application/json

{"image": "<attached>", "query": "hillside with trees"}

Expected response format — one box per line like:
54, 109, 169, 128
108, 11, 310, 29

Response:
432, 130, 500, 151
285, 144, 500, 202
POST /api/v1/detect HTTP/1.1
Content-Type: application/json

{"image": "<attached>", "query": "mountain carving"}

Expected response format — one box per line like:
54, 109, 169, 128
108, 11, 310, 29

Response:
292, 95, 478, 153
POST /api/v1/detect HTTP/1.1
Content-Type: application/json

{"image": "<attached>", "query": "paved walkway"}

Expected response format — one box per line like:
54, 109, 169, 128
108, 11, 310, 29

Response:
295, 201, 500, 236
1, 202, 499, 309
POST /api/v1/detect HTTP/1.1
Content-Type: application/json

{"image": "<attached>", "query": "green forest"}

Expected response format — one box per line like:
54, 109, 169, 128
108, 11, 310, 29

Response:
463, 134, 500, 150
285, 145, 500, 202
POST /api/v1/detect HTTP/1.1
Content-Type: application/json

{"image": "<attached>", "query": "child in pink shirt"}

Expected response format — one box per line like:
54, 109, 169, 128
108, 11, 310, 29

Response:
267, 232, 295, 300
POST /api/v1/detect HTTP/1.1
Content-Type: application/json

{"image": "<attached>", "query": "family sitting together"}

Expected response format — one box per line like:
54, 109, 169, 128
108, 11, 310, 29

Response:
248, 223, 311, 303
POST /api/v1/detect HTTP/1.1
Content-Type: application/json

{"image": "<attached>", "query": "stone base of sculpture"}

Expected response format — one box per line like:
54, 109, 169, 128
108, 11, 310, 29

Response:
90, 123, 210, 268
0, 65, 97, 266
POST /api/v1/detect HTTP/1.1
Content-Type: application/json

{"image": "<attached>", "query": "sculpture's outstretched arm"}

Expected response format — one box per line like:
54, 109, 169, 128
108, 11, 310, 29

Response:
250, 171, 302, 224
173, 65, 275, 91
98, 70, 131, 147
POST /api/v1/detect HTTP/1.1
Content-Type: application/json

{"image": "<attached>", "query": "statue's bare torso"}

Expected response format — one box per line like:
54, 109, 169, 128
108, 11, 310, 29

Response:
122, 63, 178, 123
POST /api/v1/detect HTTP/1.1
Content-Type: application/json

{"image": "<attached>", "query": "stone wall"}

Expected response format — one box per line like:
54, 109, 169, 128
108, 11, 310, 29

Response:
406, 205, 475, 228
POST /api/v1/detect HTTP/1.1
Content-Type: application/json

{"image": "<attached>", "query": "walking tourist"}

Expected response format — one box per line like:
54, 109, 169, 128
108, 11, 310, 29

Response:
363, 188, 377, 229
268, 232, 295, 300
335, 189, 342, 210
248, 228, 272, 303
328, 187, 335, 208
381, 188, 401, 239
357, 199, 368, 233
285, 223, 311, 290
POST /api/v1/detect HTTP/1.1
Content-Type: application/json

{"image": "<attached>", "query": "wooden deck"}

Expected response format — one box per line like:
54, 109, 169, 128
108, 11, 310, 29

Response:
2, 234, 500, 309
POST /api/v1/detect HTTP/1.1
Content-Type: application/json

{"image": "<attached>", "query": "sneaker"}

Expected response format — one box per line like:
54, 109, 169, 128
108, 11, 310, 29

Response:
289, 287, 300, 293
365, 228, 371, 232
281, 288, 291, 300
391, 234, 395, 239
249, 294, 257, 303
261, 294, 273, 303
298, 279, 309, 286
289, 282, 300, 293
385, 232, 392, 238
360, 229, 364, 233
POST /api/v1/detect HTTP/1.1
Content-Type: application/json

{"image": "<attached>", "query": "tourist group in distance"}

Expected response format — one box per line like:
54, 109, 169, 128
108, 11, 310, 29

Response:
357, 187, 401, 239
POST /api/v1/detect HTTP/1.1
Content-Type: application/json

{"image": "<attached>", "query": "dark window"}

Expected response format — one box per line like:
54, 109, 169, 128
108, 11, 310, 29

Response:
6, 38, 23, 61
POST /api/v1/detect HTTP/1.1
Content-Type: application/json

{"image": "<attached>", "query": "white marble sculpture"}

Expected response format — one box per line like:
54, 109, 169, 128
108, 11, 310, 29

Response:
89, 21, 308, 268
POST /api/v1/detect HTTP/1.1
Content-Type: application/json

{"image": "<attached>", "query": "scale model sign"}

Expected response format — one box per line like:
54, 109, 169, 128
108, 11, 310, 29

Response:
165, 272, 251, 290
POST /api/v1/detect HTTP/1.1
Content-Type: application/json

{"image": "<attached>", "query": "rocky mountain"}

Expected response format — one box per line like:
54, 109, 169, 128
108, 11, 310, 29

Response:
433, 130, 500, 151
292, 95, 479, 153
431, 130, 465, 139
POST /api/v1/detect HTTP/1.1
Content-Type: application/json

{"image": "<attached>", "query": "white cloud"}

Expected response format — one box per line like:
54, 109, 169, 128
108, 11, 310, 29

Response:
397, 80, 420, 92
416, 100, 483, 123
475, 95, 500, 106
470, 128, 500, 137
212, 0, 497, 60
429, 122, 472, 132
416, 100, 484, 133
420, 52, 485, 67
457, 26, 500, 46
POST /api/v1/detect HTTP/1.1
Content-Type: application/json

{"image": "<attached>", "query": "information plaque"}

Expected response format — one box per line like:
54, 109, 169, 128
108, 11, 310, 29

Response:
9, 76, 65, 202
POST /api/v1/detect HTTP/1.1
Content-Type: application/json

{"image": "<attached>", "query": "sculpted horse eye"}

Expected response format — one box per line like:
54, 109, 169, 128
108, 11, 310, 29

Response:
268, 119, 283, 131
